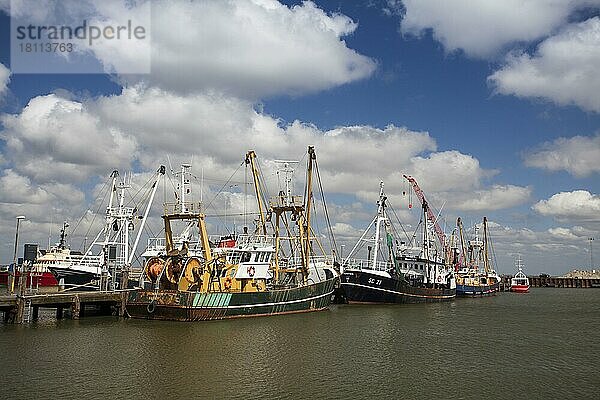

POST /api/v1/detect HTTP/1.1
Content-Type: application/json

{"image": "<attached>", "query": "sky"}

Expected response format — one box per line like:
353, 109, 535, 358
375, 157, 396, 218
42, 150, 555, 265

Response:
0, 0, 598, 275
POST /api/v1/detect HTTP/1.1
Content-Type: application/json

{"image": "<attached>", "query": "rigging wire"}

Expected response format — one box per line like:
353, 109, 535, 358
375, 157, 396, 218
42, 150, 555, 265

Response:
387, 201, 412, 244
314, 159, 338, 258
205, 161, 244, 211
488, 222, 498, 271
244, 162, 248, 228
76, 176, 113, 251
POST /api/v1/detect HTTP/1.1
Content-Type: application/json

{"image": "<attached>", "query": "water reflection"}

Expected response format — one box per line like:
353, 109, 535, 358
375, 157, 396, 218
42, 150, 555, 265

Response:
2, 289, 599, 399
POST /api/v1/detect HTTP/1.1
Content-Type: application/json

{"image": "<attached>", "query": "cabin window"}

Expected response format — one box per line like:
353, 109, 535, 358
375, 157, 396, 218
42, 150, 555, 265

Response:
265, 253, 271, 263
241, 252, 251, 263
228, 252, 242, 264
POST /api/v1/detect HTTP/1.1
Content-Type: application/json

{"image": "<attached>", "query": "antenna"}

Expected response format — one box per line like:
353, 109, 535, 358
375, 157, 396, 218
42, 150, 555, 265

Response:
48, 212, 53, 249
174, 163, 192, 213
273, 159, 299, 205
167, 154, 175, 175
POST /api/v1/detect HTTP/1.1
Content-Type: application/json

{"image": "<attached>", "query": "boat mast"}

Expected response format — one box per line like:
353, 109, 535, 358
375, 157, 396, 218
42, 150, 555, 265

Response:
303, 146, 316, 280
483, 216, 490, 275
457, 217, 467, 270
107, 170, 118, 216
128, 166, 166, 265
245, 151, 267, 236
422, 200, 430, 283
372, 181, 386, 269
515, 253, 524, 273
58, 221, 69, 249
103, 171, 120, 262
118, 174, 129, 268
180, 164, 191, 213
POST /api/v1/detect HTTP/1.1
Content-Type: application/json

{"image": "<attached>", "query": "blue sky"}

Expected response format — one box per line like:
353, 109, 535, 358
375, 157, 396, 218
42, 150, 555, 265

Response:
0, 0, 598, 274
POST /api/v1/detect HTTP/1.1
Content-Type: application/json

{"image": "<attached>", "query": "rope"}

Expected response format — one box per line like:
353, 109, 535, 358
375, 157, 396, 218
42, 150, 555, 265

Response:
76, 176, 112, 251
387, 201, 412, 243
205, 162, 244, 210
315, 159, 338, 259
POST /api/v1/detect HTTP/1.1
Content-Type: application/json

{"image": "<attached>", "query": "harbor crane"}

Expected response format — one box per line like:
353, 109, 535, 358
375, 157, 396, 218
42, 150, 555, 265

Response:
403, 175, 449, 261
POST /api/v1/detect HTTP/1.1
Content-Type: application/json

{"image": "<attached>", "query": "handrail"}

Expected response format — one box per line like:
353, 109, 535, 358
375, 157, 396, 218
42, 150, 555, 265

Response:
342, 258, 391, 272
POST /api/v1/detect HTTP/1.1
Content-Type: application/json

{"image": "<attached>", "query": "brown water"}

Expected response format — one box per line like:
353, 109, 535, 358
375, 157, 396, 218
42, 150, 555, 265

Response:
1, 288, 599, 399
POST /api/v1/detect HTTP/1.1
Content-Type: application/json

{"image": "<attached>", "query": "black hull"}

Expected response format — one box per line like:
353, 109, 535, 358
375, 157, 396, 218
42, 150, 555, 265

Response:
49, 267, 100, 290
126, 277, 339, 321
341, 270, 455, 304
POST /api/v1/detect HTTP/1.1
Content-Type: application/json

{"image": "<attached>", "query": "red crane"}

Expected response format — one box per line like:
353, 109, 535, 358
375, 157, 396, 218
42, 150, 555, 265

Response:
403, 175, 447, 251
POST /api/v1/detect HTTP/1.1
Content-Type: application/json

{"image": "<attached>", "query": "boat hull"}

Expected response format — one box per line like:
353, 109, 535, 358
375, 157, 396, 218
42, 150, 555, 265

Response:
510, 285, 530, 293
456, 282, 499, 297
48, 267, 100, 290
0, 271, 57, 287
125, 277, 339, 321
340, 270, 455, 304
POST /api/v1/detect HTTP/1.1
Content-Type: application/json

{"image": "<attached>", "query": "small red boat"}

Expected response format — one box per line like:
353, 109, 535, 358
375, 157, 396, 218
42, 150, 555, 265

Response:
510, 255, 529, 293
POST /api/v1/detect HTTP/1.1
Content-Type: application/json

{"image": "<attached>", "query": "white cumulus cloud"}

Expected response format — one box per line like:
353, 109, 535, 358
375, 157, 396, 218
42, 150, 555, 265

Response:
0, 63, 10, 97
525, 134, 600, 177
2, 0, 376, 98
143, 0, 376, 98
489, 17, 600, 112
533, 190, 600, 221
450, 185, 532, 211
0, 93, 138, 183
410, 150, 494, 192
0, 84, 531, 248
400, 0, 597, 58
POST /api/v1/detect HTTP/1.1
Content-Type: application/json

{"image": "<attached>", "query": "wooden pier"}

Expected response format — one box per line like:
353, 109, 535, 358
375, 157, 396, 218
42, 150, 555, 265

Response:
0, 290, 130, 324
501, 275, 600, 289
529, 276, 600, 288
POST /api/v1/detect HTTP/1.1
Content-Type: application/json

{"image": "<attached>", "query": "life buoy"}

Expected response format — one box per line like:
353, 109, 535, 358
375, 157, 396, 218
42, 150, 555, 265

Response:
224, 277, 233, 290
247, 265, 255, 277
147, 300, 156, 314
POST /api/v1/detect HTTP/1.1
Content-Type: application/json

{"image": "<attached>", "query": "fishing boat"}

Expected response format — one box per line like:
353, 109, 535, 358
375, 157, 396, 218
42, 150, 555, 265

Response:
510, 255, 530, 293
126, 147, 340, 321
454, 217, 500, 296
340, 180, 455, 304
48, 168, 164, 290
0, 261, 57, 289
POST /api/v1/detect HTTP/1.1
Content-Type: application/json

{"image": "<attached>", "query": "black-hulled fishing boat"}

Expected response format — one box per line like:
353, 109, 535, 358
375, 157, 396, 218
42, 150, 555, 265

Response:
126, 147, 339, 321
340, 181, 455, 304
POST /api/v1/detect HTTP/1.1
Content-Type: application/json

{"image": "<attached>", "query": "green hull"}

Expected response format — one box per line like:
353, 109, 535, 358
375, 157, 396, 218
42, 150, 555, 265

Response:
126, 277, 339, 321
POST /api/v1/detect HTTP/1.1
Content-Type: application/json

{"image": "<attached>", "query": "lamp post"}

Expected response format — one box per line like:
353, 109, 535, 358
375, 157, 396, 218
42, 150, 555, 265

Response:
9, 215, 26, 294
590, 237, 594, 270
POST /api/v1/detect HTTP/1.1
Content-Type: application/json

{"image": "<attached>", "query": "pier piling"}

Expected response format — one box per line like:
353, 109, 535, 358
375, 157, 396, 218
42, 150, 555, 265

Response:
502, 275, 600, 289
0, 290, 131, 324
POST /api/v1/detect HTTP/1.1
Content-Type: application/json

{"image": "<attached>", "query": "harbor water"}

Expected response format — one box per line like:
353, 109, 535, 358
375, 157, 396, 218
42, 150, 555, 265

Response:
2, 288, 599, 399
